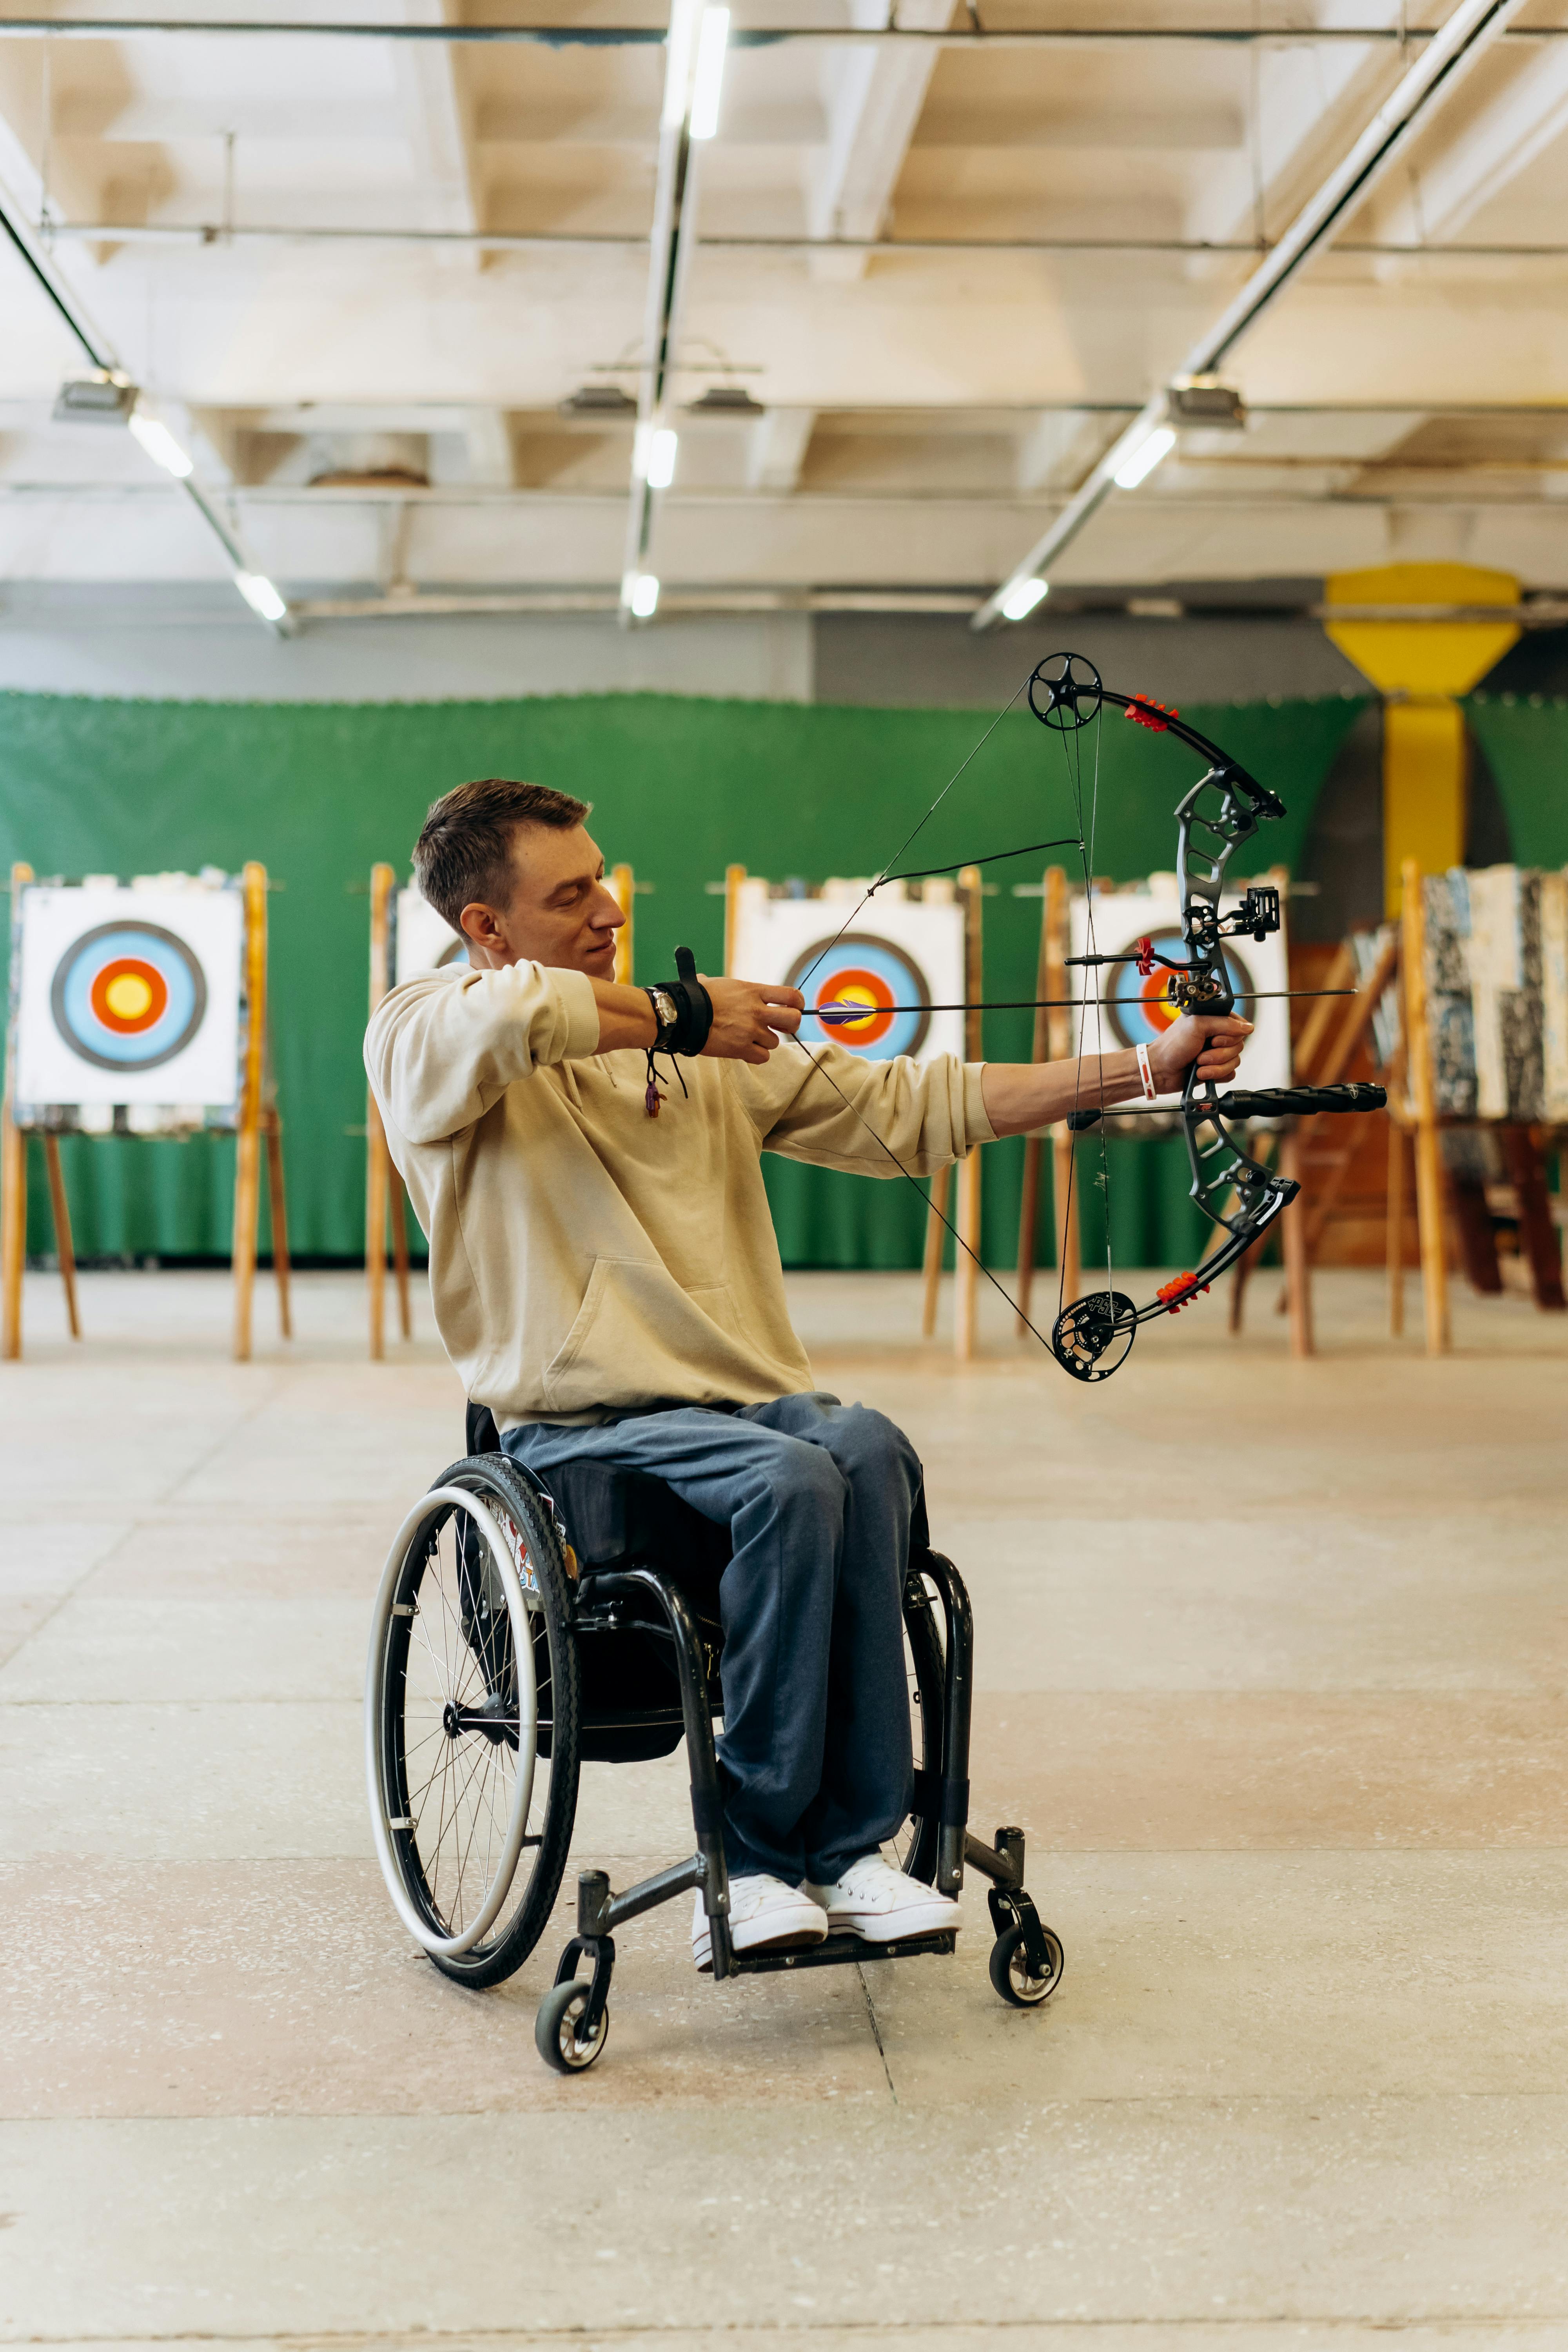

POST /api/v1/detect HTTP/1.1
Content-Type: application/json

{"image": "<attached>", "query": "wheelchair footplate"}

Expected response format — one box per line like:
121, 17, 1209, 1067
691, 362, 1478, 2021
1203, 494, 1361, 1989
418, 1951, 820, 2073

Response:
730, 1927, 958, 1975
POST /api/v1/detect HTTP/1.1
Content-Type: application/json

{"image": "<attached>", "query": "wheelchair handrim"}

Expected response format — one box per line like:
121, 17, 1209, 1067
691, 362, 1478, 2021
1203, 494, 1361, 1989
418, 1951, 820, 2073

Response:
364, 1483, 539, 1958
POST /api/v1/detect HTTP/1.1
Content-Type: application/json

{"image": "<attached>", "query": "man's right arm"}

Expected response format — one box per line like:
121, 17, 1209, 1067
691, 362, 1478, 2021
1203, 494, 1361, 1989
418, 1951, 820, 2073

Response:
367, 963, 804, 1143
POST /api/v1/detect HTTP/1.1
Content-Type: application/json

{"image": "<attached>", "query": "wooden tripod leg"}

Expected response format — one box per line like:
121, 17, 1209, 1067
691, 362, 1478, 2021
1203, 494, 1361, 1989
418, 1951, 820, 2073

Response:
1388, 1125, 1407, 1337
1278, 1130, 1314, 1358
263, 1112, 293, 1339
921, 1164, 950, 1338
955, 1150, 981, 1364
1015, 1133, 1043, 1336
389, 1159, 412, 1339
367, 1108, 388, 1363
42, 1135, 80, 1340
1229, 1250, 1253, 1335
2, 1100, 26, 1362
1053, 1126, 1080, 1306
1503, 1124, 1566, 1311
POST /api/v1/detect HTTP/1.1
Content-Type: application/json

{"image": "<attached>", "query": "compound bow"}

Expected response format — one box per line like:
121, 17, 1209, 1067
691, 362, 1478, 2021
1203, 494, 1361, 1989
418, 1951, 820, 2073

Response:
789, 648, 1385, 1383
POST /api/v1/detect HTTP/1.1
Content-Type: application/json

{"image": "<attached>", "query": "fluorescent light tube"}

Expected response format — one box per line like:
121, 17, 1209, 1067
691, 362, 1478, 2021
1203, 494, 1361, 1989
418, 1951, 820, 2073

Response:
235, 570, 288, 623
662, 0, 701, 129
646, 427, 678, 490
1000, 576, 1048, 622
1112, 424, 1176, 491
629, 572, 660, 619
128, 410, 194, 479
689, 7, 729, 139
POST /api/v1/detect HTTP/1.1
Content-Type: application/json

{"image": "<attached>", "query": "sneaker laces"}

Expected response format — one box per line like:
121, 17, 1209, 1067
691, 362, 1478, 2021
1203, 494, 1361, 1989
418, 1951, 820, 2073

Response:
832, 1854, 904, 1904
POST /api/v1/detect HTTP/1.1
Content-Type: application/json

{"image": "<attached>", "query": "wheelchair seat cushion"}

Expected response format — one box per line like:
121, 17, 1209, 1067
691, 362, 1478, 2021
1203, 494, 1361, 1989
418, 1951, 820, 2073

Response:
466, 1402, 733, 1577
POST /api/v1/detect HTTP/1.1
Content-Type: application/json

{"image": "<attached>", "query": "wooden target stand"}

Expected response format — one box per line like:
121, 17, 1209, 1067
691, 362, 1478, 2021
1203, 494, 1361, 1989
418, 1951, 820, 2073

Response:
920, 866, 986, 1361
2, 859, 291, 1365
1011, 863, 1080, 1343
365, 862, 641, 1359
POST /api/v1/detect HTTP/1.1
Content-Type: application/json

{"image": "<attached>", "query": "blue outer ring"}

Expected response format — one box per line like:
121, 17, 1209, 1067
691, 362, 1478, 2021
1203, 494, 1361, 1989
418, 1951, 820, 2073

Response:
49, 921, 208, 1071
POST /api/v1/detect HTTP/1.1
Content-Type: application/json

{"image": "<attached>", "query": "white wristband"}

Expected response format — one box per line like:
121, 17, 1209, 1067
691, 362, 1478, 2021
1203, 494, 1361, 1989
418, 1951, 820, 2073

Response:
1136, 1042, 1158, 1102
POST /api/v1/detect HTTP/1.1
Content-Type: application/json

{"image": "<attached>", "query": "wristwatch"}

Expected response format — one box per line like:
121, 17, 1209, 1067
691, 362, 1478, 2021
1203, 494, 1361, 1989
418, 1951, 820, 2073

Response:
645, 987, 680, 1051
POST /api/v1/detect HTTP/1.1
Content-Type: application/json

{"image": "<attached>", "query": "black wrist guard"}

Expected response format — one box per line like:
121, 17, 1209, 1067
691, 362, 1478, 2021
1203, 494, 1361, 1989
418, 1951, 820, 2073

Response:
649, 947, 713, 1057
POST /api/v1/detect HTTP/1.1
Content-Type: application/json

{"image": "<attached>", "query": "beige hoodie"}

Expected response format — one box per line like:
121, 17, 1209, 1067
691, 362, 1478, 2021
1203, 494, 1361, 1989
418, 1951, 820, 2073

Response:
365, 960, 994, 1426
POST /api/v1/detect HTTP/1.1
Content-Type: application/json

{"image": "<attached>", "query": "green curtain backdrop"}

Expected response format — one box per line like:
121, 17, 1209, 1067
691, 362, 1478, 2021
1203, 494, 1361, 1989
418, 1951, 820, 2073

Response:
0, 686, 1365, 1269
1464, 695, 1568, 867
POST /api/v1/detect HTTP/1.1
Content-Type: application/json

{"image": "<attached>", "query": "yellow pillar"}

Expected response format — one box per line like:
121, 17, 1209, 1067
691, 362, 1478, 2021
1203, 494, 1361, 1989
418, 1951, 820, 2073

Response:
1324, 563, 1521, 917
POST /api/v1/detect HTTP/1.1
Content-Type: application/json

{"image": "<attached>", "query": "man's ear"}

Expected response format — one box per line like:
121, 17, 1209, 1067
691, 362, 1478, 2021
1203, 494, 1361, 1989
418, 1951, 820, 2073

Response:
459, 900, 505, 949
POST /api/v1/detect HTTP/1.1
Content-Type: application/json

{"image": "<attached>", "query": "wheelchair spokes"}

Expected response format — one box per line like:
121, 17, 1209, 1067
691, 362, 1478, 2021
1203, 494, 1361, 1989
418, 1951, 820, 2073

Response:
395, 1507, 538, 1948
367, 1460, 582, 1987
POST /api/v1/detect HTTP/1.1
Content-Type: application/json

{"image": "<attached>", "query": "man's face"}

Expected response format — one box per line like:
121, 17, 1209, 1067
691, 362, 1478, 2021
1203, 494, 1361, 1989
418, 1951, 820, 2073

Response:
458, 823, 624, 980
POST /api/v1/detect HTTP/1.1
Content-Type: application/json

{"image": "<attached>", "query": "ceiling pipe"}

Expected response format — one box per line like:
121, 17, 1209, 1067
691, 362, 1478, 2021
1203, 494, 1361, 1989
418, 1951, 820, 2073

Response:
973, 0, 1535, 632
41, 219, 1568, 263
8, 15, 1561, 40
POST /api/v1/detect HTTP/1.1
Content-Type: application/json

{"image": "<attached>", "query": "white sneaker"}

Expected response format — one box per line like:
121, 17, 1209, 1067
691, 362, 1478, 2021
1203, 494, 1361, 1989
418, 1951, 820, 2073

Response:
691, 1874, 830, 1972
803, 1853, 961, 1942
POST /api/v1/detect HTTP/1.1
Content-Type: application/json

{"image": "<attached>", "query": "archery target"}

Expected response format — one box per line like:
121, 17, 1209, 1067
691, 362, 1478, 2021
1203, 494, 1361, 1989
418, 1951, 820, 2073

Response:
729, 883, 965, 1066
395, 886, 468, 985
786, 934, 931, 1063
1068, 888, 1290, 1103
13, 883, 244, 1111
50, 922, 207, 1071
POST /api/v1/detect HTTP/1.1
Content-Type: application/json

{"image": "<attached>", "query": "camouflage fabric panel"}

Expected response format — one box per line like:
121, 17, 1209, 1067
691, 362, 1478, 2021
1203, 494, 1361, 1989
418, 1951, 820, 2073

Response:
1501, 872, 1545, 1123
1541, 871, 1568, 1122
1423, 871, 1476, 1117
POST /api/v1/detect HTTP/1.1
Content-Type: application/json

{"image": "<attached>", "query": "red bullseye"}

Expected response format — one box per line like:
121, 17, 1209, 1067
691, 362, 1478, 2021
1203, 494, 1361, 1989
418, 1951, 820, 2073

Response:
1138, 971, 1181, 1034
89, 957, 168, 1034
815, 966, 895, 1047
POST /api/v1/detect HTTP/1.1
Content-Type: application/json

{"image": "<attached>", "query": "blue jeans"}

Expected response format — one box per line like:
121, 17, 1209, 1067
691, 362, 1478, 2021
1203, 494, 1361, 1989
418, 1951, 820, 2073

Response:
502, 1392, 921, 1884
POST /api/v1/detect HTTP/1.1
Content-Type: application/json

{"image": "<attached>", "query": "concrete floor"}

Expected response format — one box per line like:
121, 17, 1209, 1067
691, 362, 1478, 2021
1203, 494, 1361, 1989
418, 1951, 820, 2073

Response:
2, 1262, 1567, 2349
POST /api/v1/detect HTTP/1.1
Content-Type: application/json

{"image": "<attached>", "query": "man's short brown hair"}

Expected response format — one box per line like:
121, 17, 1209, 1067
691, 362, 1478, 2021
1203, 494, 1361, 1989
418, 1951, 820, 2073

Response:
414, 778, 590, 929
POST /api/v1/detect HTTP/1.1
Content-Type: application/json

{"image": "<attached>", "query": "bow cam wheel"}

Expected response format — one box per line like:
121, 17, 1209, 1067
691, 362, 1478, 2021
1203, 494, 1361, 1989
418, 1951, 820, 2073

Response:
989, 1920, 1065, 2009
535, 1979, 609, 2074
1029, 652, 1103, 733
1051, 1289, 1138, 1382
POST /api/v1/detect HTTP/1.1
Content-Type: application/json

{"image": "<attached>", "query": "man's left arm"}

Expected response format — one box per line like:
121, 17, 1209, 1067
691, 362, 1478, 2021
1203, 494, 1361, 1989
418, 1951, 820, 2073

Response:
980, 1013, 1252, 1136
743, 1012, 1252, 1172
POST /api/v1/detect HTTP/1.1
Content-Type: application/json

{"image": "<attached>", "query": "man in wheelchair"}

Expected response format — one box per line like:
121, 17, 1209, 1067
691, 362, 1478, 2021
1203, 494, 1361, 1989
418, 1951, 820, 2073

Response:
366, 777, 1248, 1972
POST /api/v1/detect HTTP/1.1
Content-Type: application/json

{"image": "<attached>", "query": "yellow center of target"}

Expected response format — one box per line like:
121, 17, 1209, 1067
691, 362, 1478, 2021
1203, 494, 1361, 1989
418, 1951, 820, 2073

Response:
104, 971, 155, 1023
832, 985, 878, 1035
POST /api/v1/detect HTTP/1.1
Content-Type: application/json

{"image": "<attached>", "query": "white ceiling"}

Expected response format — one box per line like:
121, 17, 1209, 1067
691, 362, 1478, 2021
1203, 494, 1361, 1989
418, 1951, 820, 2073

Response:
3, 1, 1568, 620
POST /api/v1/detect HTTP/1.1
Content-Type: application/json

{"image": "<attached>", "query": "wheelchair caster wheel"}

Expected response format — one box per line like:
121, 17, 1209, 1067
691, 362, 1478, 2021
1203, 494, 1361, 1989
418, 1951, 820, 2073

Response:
535, 1979, 609, 2073
989, 1920, 1064, 2009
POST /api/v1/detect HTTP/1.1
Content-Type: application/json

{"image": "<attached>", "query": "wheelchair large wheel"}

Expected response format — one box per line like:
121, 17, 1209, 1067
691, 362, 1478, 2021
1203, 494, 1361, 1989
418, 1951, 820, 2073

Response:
887, 1566, 947, 1885
366, 1453, 580, 1990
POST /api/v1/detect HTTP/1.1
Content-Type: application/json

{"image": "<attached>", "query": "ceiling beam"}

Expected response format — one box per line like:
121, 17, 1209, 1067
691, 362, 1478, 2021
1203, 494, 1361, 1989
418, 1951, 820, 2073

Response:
4, 16, 1567, 42
973, 0, 1535, 630
804, 0, 947, 283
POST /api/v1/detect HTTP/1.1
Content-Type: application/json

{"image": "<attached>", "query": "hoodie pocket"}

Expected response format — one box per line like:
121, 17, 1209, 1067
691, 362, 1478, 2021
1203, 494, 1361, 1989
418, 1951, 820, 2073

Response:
541, 1257, 743, 1414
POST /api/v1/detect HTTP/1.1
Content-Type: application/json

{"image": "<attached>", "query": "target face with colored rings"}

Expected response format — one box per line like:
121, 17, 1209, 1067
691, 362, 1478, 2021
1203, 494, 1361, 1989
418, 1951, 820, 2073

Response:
1102, 926, 1258, 1053
788, 933, 931, 1061
50, 922, 208, 1072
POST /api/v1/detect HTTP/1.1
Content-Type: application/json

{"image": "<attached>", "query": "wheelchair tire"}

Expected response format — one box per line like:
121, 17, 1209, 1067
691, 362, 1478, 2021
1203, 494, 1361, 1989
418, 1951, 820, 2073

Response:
890, 1568, 947, 1886
989, 1920, 1065, 2009
366, 1453, 580, 1991
535, 1979, 609, 2074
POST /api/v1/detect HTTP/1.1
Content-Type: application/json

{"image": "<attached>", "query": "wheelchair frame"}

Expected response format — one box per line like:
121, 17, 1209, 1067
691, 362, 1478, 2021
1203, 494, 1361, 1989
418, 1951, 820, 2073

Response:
366, 1444, 1064, 2074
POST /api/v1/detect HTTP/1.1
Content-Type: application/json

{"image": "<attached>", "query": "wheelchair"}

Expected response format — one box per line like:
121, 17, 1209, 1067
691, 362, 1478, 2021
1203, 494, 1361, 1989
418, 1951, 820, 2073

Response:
365, 1404, 1064, 2074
